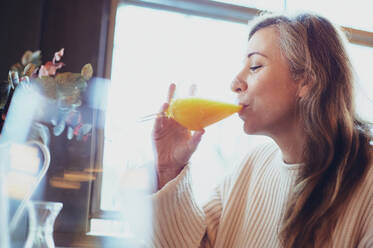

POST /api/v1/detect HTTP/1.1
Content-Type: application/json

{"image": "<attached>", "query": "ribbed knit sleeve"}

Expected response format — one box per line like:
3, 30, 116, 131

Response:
199, 187, 223, 248
151, 165, 207, 248
357, 170, 373, 248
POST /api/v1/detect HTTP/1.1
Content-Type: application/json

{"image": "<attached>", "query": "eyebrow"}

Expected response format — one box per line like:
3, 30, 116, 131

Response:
247, 52, 267, 58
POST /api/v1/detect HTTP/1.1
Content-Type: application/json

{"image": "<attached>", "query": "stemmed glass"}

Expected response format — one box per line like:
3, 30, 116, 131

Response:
138, 83, 242, 130
24, 201, 63, 248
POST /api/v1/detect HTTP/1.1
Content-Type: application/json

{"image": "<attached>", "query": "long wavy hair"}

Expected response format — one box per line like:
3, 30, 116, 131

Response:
248, 13, 372, 247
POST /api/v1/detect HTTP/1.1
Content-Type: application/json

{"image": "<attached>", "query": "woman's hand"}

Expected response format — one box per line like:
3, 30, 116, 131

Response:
152, 83, 205, 190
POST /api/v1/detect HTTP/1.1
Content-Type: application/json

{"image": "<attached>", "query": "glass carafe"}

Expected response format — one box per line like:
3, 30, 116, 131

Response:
24, 201, 63, 248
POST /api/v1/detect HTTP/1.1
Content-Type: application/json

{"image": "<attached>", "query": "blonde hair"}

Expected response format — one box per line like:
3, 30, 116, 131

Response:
248, 12, 372, 247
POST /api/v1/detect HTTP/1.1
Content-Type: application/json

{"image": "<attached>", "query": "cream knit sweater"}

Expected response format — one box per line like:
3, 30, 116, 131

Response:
151, 142, 373, 247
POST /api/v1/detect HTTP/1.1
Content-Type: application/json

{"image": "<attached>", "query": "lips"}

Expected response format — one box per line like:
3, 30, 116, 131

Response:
239, 103, 248, 112
238, 104, 248, 119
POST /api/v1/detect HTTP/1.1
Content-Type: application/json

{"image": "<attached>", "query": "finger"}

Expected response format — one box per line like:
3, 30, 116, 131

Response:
153, 103, 168, 133
189, 83, 197, 96
160, 102, 169, 113
153, 114, 166, 135
188, 129, 205, 153
167, 83, 176, 103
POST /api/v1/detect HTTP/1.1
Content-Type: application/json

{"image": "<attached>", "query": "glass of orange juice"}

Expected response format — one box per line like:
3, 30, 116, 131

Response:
139, 83, 241, 130
165, 97, 242, 130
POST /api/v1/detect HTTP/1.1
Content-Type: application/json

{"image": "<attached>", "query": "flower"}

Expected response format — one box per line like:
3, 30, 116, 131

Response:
1, 49, 93, 143
38, 48, 65, 77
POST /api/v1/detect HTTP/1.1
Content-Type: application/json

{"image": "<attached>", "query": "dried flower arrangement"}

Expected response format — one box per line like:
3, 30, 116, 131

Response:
1, 48, 93, 144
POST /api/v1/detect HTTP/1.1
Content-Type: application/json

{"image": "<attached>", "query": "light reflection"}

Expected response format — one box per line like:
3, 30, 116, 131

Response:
84, 168, 103, 173
49, 176, 81, 190
1, 85, 41, 144
114, 166, 154, 244
63, 170, 96, 182
0, 84, 51, 245
49, 170, 97, 190
7, 172, 37, 200
9, 143, 40, 174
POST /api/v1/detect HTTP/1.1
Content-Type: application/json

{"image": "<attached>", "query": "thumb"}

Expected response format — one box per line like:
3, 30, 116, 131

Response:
188, 129, 205, 153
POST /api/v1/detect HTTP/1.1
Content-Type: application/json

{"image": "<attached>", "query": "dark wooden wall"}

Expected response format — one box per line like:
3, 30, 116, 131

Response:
0, 0, 112, 245
0, 0, 45, 81
0, 0, 111, 79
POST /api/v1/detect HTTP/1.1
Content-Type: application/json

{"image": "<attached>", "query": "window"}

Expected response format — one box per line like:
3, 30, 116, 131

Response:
286, 0, 373, 32
348, 44, 373, 122
212, 0, 284, 12
90, 0, 373, 236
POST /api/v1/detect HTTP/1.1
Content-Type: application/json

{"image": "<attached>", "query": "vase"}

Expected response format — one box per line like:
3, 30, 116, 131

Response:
24, 201, 63, 248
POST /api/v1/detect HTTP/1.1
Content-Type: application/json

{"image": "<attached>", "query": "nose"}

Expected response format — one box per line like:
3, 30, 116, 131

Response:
231, 76, 248, 93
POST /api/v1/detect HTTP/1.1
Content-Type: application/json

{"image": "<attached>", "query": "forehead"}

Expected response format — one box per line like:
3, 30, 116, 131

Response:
247, 27, 281, 58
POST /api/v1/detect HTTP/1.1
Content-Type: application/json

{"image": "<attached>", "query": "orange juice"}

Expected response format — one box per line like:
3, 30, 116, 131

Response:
166, 97, 242, 130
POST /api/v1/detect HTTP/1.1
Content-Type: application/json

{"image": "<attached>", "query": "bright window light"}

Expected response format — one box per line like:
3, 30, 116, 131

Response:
348, 43, 373, 122
101, 4, 259, 211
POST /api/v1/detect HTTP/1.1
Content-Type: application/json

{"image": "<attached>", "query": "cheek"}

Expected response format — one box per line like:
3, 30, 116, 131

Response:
247, 79, 274, 110
255, 73, 298, 108
242, 83, 298, 130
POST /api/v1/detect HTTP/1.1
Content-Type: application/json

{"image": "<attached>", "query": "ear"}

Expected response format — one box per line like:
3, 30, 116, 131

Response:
297, 81, 310, 98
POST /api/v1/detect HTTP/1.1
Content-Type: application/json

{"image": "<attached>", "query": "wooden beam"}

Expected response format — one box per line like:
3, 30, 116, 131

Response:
342, 26, 373, 47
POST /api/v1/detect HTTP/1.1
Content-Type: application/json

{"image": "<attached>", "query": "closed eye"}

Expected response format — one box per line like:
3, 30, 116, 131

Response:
250, 65, 262, 71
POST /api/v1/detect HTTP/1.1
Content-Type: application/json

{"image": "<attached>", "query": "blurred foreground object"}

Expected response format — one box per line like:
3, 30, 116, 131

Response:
0, 48, 94, 245
24, 201, 63, 248
8, 140, 51, 233
2, 48, 93, 142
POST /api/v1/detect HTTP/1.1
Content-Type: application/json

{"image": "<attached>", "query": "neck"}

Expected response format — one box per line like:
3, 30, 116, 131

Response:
269, 121, 305, 164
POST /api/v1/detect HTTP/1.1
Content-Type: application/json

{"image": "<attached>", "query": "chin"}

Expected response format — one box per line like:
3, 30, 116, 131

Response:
243, 123, 259, 135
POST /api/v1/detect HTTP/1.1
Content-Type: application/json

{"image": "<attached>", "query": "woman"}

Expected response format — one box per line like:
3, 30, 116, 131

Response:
151, 12, 373, 248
